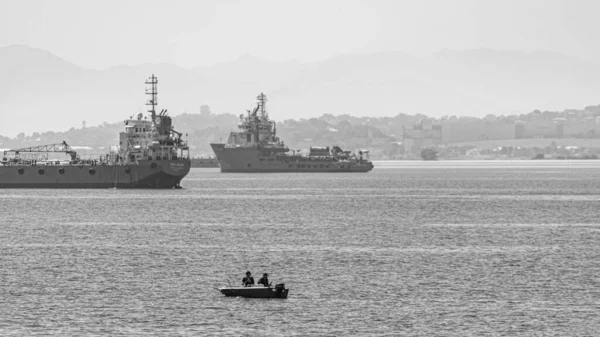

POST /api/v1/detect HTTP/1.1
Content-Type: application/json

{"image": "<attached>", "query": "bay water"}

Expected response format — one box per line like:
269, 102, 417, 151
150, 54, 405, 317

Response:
1, 161, 599, 336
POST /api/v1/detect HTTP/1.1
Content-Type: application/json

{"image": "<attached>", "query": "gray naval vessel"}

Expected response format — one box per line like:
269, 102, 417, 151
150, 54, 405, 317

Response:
211, 93, 373, 173
0, 75, 191, 188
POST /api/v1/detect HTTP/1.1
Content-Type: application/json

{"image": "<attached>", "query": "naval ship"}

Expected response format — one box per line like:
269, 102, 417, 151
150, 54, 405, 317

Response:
210, 93, 373, 173
0, 75, 191, 188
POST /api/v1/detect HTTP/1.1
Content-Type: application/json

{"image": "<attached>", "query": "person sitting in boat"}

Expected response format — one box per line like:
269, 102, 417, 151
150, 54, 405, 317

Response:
242, 271, 254, 287
257, 273, 270, 287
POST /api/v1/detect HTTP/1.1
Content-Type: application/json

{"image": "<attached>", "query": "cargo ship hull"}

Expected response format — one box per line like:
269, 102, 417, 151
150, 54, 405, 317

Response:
211, 144, 373, 173
0, 160, 190, 188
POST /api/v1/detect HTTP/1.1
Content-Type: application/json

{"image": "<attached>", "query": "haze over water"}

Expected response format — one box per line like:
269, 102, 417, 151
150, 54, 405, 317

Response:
1, 161, 599, 336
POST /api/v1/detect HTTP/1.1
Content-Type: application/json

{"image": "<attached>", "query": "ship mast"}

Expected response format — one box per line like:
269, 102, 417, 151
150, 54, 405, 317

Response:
145, 74, 158, 120
257, 92, 267, 120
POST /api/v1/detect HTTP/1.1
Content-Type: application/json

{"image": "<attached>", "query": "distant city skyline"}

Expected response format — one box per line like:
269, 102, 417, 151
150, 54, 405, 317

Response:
1, 0, 600, 69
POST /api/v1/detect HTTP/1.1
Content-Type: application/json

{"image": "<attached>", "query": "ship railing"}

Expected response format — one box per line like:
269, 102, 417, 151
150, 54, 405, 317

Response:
0, 160, 112, 167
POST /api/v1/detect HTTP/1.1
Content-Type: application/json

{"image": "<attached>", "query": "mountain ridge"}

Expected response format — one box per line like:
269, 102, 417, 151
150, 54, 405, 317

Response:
1, 44, 599, 137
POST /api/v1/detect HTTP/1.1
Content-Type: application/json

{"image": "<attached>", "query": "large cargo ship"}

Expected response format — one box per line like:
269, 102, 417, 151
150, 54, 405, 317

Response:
0, 75, 191, 188
210, 93, 373, 173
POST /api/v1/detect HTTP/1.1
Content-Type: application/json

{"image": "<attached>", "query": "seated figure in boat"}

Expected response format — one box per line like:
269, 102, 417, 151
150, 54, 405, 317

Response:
242, 271, 254, 287
257, 273, 270, 287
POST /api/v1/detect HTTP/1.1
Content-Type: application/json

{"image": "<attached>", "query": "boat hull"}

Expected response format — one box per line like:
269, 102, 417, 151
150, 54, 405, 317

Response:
219, 286, 289, 299
0, 159, 191, 188
211, 143, 373, 173
190, 157, 220, 168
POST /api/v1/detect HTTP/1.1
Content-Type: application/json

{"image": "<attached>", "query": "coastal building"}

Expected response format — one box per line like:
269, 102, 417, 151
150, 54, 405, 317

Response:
402, 119, 442, 153
441, 121, 516, 143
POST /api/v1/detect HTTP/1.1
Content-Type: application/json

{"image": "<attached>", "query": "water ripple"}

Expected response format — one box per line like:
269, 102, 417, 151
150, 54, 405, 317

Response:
1, 165, 599, 335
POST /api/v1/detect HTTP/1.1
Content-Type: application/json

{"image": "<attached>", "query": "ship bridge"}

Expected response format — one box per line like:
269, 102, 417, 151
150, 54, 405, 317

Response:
226, 93, 286, 150
118, 75, 189, 164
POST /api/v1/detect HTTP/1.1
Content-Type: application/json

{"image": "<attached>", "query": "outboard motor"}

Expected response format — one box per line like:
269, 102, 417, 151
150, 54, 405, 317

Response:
275, 283, 285, 296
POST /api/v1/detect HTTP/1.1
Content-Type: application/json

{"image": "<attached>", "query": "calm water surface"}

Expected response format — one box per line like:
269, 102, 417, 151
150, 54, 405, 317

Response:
1, 161, 599, 336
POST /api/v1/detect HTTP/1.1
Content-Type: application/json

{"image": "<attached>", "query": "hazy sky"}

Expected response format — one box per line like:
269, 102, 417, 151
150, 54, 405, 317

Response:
1, 0, 600, 68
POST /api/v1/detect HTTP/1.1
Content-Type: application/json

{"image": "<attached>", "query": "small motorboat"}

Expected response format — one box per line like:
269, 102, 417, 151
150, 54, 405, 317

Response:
218, 283, 289, 299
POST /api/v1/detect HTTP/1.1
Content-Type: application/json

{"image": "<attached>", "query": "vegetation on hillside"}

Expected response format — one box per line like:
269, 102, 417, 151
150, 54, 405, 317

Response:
3, 103, 600, 160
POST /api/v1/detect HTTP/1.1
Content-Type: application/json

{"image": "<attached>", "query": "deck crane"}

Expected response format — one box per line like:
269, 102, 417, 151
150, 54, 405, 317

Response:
5, 141, 79, 161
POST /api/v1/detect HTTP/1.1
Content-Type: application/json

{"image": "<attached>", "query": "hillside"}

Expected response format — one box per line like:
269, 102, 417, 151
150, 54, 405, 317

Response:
2, 45, 600, 138
0, 110, 392, 158
4, 102, 600, 161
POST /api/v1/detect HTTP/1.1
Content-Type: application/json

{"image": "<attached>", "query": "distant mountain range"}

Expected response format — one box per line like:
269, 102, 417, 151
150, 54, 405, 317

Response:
2, 44, 600, 137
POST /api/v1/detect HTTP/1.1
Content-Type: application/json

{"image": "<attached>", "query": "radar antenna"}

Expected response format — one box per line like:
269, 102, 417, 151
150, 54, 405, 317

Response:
257, 92, 267, 119
145, 74, 158, 119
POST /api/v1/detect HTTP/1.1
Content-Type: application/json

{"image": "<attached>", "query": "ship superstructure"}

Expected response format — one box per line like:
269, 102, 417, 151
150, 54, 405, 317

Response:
210, 93, 373, 172
119, 74, 189, 165
0, 75, 191, 188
